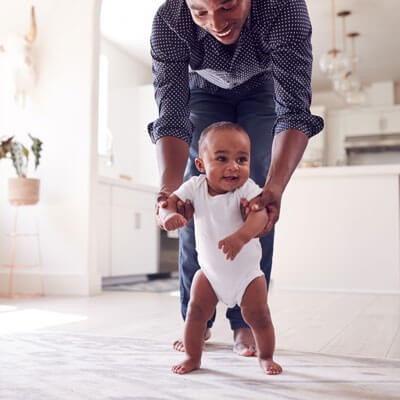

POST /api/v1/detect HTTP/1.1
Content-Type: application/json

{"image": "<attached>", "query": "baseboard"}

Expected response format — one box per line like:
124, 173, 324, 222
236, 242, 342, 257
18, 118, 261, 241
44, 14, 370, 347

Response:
0, 271, 91, 296
272, 285, 400, 295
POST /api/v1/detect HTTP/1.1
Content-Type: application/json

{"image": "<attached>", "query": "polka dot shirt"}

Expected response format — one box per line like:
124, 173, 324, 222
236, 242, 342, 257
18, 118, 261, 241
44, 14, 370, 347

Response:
148, 0, 324, 144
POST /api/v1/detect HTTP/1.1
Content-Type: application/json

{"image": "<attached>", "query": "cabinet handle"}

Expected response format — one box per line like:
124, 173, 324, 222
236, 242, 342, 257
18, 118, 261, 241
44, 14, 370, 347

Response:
379, 116, 387, 131
134, 212, 141, 230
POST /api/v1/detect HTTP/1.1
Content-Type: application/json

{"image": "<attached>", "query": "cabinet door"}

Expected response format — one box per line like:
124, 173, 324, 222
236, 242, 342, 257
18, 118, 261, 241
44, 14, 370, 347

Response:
111, 187, 159, 276
345, 111, 380, 136
95, 184, 111, 277
380, 110, 400, 134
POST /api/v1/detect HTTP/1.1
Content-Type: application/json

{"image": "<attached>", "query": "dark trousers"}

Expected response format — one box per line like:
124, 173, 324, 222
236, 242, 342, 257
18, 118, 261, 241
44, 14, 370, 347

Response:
179, 81, 276, 330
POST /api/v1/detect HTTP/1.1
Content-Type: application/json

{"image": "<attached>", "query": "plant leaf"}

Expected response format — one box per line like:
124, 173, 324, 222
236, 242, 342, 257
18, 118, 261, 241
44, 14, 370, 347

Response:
10, 142, 25, 177
29, 133, 43, 170
0, 137, 13, 159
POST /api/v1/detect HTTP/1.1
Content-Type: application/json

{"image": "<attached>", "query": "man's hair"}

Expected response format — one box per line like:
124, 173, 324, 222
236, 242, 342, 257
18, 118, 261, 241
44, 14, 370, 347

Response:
198, 121, 247, 155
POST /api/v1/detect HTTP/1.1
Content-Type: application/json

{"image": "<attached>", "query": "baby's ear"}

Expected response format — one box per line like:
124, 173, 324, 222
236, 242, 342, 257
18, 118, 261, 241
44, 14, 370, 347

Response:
195, 157, 205, 173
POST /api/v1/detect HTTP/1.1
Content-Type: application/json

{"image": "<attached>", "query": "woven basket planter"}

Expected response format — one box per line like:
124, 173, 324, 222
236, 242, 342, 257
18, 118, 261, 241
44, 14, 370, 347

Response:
8, 178, 40, 206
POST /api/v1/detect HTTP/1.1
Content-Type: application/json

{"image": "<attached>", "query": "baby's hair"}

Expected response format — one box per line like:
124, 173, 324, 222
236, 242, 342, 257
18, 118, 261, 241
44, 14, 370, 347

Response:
198, 121, 247, 155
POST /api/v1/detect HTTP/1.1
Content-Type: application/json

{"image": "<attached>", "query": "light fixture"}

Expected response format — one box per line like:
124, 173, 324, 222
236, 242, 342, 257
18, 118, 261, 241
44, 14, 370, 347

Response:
345, 32, 366, 104
331, 10, 352, 92
319, 0, 349, 79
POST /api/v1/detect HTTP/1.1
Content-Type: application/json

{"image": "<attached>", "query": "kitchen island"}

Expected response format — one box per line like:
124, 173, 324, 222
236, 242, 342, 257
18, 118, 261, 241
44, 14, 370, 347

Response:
272, 164, 400, 293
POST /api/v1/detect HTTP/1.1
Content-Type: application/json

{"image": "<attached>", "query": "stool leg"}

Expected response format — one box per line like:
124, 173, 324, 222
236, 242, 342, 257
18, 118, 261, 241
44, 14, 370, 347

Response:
34, 209, 45, 296
8, 206, 19, 297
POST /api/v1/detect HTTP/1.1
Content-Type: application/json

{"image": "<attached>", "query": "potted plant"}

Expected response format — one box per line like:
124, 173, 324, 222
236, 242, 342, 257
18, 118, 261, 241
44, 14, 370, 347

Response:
0, 134, 43, 205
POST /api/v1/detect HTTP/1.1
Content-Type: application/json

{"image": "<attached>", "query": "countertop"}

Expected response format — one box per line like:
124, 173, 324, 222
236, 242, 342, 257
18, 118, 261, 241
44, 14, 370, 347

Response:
98, 164, 400, 189
98, 176, 158, 193
294, 164, 400, 178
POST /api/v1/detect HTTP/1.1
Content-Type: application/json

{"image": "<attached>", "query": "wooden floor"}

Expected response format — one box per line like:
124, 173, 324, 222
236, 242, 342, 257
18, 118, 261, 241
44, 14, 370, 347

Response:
1, 288, 399, 360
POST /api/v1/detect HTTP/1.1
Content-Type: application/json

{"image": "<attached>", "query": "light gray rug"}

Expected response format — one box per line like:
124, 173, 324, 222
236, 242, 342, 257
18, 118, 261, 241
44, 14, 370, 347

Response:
104, 278, 179, 293
1, 332, 400, 400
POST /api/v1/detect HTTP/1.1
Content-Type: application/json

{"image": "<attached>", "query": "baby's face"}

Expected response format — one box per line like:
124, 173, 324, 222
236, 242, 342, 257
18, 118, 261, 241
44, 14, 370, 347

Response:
196, 128, 250, 196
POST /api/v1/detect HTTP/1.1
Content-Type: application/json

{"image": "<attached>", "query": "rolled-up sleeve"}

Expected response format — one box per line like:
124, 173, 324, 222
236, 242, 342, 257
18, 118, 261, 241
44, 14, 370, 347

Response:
269, 0, 324, 138
147, 13, 192, 144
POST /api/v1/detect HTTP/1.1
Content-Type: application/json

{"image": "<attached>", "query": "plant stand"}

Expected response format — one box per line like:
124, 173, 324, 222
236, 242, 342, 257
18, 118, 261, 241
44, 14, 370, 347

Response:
1, 205, 44, 298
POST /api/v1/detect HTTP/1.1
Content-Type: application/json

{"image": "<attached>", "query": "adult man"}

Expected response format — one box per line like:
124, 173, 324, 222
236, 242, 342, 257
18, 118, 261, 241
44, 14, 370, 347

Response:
148, 0, 323, 356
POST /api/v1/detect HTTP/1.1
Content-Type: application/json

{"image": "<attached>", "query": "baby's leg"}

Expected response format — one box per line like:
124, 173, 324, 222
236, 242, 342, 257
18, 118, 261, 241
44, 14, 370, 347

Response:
172, 270, 218, 374
240, 276, 282, 375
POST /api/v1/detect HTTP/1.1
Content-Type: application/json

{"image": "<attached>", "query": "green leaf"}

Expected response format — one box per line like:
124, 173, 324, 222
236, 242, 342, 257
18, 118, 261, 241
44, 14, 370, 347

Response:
10, 142, 25, 177
29, 133, 43, 170
0, 137, 13, 159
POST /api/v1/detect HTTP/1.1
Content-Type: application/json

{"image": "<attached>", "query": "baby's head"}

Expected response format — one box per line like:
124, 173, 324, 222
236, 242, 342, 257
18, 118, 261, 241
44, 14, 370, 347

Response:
195, 121, 251, 195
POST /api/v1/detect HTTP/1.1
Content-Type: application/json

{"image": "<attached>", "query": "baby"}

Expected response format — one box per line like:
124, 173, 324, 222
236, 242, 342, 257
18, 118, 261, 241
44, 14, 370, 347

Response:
159, 121, 282, 376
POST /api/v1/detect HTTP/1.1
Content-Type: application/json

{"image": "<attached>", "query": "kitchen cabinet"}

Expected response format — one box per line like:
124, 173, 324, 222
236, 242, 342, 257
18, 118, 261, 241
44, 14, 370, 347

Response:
325, 105, 400, 166
96, 180, 159, 277
94, 183, 112, 277
345, 106, 400, 137
273, 165, 400, 293
300, 105, 326, 166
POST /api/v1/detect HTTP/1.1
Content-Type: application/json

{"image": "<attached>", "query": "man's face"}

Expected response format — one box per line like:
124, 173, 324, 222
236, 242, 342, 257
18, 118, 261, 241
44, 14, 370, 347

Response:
196, 128, 251, 196
186, 0, 251, 45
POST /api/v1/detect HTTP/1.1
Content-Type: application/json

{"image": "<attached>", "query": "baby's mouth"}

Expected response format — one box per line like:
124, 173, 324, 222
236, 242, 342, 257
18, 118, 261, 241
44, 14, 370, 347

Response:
222, 176, 239, 182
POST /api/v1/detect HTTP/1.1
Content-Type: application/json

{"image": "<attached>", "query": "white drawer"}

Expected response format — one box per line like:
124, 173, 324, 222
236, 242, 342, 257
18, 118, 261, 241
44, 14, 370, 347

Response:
112, 186, 156, 210
95, 183, 111, 206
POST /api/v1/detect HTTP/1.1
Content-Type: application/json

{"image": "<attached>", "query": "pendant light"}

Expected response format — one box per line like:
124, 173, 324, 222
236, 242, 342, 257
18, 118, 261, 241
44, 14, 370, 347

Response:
319, 0, 349, 78
345, 32, 366, 104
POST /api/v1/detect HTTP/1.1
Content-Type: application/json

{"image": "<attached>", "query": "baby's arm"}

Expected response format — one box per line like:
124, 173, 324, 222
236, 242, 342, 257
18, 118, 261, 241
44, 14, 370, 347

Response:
158, 194, 188, 231
218, 207, 268, 261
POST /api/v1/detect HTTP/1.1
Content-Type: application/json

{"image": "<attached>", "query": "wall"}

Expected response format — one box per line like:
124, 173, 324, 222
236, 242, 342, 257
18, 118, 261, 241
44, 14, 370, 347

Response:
98, 37, 152, 180
0, 0, 99, 295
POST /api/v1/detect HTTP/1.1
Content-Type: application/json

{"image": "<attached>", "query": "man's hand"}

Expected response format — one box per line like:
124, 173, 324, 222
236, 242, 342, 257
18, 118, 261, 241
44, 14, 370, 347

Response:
176, 198, 194, 222
240, 183, 283, 236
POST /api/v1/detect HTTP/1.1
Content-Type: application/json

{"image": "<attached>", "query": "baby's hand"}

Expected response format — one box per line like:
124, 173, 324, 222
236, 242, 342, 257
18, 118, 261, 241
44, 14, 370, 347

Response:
218, 233, 247, 261
162, 212, 187, 231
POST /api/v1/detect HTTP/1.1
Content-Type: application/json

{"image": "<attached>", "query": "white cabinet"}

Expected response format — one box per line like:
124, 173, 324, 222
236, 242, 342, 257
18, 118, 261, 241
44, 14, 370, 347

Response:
381, 109, 400, 133
345, 106, 400, 137
95, 183, 112, 277
300, 105, 326, 166
325, 105, 400, 166
111, 186, 158, 276
96, 181, 159, 277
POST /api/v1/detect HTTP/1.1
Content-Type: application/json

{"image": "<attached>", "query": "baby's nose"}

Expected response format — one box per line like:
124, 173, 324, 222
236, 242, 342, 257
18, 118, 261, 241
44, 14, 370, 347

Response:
227, 161, 239, 171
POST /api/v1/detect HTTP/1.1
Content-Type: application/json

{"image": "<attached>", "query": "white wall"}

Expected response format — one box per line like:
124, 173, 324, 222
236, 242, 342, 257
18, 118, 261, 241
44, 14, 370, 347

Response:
101, 37, 151, 90
98, 37, 153, 180
0, 0, 99, 295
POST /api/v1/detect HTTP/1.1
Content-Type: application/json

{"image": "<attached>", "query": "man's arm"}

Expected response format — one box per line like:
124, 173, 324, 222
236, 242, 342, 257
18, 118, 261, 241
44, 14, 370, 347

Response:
247, 0, 323, 234
148, 12, 194, 225
156, 136, 189, 201
255, 129, 308, 232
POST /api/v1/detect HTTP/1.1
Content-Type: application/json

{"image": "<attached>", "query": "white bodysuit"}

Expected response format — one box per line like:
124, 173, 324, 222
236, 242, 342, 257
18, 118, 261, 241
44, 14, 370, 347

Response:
174, 175, 263, 308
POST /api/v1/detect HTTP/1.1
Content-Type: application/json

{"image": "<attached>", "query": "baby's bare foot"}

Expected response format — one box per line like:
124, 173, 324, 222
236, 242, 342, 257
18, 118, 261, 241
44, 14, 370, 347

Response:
164, 213, 187, 231
173, 328, 211, 352
259, 358, 282, 375
172, 358, 201, 374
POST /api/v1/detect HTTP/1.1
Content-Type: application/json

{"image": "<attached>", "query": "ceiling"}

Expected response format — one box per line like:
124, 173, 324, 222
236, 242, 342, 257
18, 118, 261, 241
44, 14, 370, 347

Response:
100, 0, 400, 91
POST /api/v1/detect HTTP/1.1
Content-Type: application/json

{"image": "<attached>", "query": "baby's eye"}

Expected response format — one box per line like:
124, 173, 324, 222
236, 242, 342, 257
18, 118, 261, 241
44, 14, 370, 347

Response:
217, 156, 227, 162
223, 0, 237, 10
196, 11, 207, 17
237, 157, 248, 163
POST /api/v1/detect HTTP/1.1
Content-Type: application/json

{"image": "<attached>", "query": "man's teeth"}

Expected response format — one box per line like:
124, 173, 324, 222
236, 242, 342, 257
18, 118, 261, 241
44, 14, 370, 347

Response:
217, 27, 232, 37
